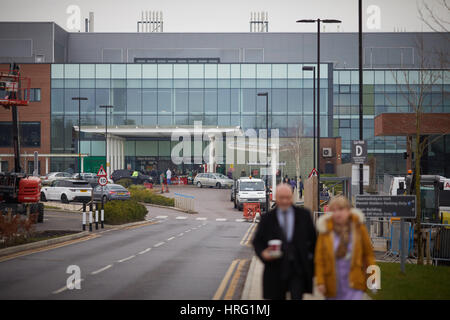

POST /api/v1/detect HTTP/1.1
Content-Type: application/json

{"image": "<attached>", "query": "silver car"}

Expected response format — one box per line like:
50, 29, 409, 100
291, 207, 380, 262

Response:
194, 173, 234, 189
92, 184, 130, 202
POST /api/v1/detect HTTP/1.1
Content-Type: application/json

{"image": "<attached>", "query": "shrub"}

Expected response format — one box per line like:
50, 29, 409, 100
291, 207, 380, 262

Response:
128, 185, 175, 207
115, 178, 133, 188
104, 200, 148, 225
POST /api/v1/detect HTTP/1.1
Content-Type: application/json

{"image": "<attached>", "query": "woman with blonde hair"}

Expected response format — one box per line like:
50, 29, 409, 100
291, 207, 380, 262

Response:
314, 195, 375, 300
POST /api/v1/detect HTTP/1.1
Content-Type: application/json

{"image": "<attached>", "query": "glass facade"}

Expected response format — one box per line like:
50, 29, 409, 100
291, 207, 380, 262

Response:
50, 64, 449, 177
333, 69, 450, 176
51, 63, 331, 153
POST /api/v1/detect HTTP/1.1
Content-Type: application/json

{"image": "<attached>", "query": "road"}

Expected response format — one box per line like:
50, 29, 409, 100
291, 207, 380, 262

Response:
0, 186, 256, 299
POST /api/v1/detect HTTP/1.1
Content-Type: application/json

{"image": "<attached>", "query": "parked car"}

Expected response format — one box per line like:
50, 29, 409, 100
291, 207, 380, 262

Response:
194, 173, 234, 189
110, 169, 153, 185
92, 184, 130, 203
72, 172, 97, 185
41, 172, 72, 185
40, 179, 92, 203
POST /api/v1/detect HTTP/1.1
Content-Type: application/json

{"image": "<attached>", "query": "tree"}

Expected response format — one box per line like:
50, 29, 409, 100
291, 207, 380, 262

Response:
389, 35, 448, 264
283, 122, 309, 200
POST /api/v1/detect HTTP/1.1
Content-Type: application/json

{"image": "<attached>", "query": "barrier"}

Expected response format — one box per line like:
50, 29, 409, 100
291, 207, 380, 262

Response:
174, 192, 195, 212
144, 182, 153, 189
243, 203, 261, 222
82, 201, 105, 231
421, 223, 450, 265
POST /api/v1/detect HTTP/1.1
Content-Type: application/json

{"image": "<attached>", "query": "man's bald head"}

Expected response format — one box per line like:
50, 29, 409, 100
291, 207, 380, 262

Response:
276, 183, 293, 211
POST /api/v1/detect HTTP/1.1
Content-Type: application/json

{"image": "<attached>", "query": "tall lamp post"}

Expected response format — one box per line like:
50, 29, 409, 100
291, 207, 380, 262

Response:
302, 66, 316, 171
358, 0, 364, 195
258, 92, 269, 211
72, 97, 88, 179
296, 18, 341, 212
99, 105, 114, 177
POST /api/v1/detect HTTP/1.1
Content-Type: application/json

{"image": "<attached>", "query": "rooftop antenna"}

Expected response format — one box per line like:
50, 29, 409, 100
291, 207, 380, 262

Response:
250, 11, 268, 32
138, 10, 163, 32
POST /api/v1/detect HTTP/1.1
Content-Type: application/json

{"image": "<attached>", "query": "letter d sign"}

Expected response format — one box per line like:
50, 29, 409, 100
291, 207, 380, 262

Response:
356, 145, 363, 157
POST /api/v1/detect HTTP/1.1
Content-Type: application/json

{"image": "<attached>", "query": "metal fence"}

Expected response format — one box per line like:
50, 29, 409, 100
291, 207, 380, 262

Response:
421, 223, 450, 265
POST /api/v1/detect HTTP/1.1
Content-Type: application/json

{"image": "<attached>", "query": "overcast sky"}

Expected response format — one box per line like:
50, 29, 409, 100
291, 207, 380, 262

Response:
0, 0, 447, 33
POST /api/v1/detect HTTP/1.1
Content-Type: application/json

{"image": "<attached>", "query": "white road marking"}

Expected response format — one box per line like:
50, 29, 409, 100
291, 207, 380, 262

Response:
191, 227, 197, 230
235, 219, 245, 222
91, 264, 112, 275
177, 233, 184, 237
155, 215, 168, 219
167, 236, 175, 241
138, 248, 151, 255
176, 216, 187, 220
196, 217, 207, 220
117, 255, 136, 263
185, 229, 191, 233
154, 242, 165, 247
216, 218, 227, 221
52, 279, 84, 294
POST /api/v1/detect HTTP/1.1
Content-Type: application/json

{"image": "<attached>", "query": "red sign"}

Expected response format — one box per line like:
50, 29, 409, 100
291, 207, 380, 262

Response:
97, 165, 107, 177
308, 168, 318, 178
98, 176, 108, 186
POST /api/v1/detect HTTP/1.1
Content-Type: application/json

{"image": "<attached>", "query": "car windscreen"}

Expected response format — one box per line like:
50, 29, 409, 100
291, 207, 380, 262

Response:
239, 181, 265, 191
215, 174, 228, 179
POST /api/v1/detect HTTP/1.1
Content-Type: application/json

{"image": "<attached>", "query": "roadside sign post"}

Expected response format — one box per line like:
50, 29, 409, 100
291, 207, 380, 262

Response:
97, 165, 108, 230
352, 140, 367, 195
400, 218, 406, 273
356, 195, 416, 273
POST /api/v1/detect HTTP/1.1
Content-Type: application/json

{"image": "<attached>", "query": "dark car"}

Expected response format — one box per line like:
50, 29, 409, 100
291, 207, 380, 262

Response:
93, 184, 130, 202
110, 169, 152, 185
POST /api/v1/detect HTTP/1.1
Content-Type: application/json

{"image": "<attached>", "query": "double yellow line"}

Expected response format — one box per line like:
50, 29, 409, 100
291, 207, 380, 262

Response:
240, 222, 257, 247
213, 258, 248, 300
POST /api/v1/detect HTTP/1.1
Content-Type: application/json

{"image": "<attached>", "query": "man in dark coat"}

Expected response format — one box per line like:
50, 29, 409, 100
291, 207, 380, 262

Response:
253, 184, 316, 300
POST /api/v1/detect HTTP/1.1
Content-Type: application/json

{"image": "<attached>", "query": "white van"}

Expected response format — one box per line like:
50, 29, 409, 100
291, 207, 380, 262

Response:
234, 178, 267, 211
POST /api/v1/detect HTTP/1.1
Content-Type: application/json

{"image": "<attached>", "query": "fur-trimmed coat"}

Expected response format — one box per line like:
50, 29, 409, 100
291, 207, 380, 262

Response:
314, 208, 376, 298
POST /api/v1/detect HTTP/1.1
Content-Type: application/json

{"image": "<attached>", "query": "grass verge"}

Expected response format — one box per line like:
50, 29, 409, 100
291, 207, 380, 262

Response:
369, 261, 450, 300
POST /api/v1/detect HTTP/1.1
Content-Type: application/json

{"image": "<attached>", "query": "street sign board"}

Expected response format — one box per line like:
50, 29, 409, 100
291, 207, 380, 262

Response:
355, 195, 416, 218
97, 165, 107, 177
98, 176, 108, 186
352, 140, 367, 164
351, 165, 369, 186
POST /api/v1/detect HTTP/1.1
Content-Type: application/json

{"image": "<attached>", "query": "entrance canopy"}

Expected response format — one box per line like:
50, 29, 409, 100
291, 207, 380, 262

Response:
74, 125, 244, 138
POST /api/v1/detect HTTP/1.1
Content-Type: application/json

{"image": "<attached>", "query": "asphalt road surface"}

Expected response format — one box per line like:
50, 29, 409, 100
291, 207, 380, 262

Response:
0, 187, 255, 300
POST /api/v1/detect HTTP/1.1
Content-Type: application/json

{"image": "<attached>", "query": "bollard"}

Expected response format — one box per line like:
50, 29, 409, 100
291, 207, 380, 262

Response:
95, 203, 99, 230
101, 200, 104, 229
82, 203, 86, 231
89, 203, 93, 232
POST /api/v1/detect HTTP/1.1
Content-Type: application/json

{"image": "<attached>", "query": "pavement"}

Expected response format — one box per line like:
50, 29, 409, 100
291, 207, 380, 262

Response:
0, 186, 255, 299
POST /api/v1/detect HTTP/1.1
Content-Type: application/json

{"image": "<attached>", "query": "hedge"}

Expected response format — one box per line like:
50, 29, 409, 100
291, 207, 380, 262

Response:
115, 178, 133, 188
104, 200, 148, 225
128, 185, 175, 207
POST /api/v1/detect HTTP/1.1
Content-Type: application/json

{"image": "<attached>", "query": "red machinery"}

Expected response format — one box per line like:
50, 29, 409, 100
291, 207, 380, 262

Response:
0, 64, 43, 222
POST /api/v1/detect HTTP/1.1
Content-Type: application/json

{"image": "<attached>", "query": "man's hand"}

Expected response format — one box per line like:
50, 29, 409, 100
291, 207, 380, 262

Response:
317, 284, 326, 296
261, 248, 278, 262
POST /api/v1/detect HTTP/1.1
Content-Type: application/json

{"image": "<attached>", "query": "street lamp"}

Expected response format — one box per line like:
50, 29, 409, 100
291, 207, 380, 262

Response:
297, 18, 341, 212
257, 92, 270, 211
72, 96, 88, 179
302, 66, 316, 172
99, 105, 114, 177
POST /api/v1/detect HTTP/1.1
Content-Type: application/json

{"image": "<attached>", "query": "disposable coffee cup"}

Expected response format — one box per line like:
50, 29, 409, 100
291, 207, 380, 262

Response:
268, 239, 282, 258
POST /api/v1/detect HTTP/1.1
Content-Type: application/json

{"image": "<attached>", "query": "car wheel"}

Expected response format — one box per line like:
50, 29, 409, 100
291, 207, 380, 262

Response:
40, 192, 47, 202
216, 182, 222, 189
61, 194, 69, 204
197, 181, 202, 188
102, 195, 108, 204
